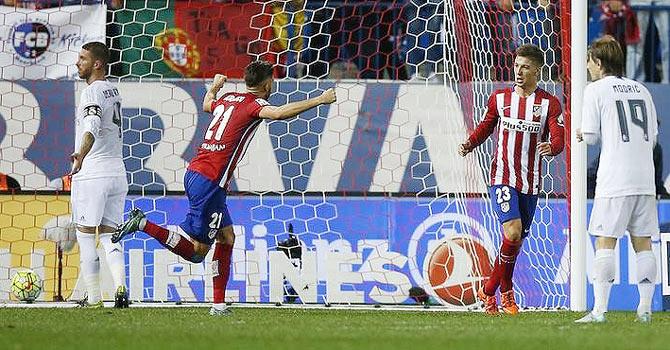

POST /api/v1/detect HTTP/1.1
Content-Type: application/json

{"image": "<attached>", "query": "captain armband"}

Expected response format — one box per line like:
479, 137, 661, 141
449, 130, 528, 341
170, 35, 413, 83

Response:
82, 105, 102, 137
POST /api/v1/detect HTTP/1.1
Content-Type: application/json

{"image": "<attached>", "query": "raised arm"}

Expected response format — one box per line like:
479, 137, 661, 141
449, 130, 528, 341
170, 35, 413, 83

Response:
259, 88, 337, 120
203, 74, 227, 113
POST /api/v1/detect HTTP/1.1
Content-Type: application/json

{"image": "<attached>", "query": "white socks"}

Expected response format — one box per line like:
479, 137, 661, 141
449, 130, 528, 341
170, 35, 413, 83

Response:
76, 230, 101, 304
99, 233, 126, 290
636, 250, 657, 315
77, 230, 128, 304
592, 248, 615, 316
592, 248, 657, 317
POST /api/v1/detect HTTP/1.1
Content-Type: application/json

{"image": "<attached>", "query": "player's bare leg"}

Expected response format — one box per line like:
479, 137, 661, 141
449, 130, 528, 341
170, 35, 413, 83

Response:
631, 236, 655, 323
210, 225, 234, 316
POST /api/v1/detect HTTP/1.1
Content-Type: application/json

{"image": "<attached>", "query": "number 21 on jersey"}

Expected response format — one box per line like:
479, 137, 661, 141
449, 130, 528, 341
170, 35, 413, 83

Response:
205, 105, 234, 141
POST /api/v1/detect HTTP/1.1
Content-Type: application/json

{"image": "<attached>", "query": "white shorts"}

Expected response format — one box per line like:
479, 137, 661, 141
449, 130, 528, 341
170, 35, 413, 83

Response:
71, 176, 128, 227
588, 195, 659, 239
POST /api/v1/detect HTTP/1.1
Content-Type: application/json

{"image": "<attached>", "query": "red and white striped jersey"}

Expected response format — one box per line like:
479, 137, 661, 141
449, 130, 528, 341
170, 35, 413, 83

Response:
188, 92, 268, 189
467, 87, 565, 195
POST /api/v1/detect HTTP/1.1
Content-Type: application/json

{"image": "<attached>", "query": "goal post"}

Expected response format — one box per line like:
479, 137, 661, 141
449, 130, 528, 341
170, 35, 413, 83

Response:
568, 0, 588, 312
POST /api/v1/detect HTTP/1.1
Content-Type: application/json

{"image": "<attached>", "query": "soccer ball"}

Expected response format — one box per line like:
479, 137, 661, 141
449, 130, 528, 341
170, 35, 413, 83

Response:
11, 269, 42, 302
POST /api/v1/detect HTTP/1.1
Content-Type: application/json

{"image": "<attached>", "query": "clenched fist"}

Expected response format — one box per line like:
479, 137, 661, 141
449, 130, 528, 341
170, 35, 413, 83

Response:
213, 74, 227, 88
319, 88, 337, 104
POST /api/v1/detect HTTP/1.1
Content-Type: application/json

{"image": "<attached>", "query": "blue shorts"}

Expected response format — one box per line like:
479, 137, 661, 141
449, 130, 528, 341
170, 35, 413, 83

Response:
489, 185, 538, 238
179, 170, 232, 245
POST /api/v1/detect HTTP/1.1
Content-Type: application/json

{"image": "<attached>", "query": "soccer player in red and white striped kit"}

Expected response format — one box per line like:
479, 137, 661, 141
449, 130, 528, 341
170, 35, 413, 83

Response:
459, 44, 565, 315
113, 61, 336, 315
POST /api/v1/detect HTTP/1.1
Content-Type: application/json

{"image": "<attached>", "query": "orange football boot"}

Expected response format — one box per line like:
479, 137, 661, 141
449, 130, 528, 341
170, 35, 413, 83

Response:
477, 288, 499, 315
500, 290, 519, 315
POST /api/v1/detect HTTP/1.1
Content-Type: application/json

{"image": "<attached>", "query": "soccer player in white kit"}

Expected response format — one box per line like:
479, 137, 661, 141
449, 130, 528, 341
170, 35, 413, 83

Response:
70, 42, 129, 308
576, 36, 659, 323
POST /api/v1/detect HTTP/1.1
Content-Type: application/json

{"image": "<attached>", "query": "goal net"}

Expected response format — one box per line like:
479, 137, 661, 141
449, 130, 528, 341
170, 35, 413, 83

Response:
0, 0, 572, 309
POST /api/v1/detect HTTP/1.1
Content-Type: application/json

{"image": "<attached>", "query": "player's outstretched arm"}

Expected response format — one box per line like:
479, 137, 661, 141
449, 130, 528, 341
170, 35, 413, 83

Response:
259, 88, 337, 120
203, 74, 227, 113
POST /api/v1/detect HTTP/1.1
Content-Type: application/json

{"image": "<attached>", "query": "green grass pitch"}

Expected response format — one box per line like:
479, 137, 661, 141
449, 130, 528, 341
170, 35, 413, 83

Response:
1, 308, 669, 350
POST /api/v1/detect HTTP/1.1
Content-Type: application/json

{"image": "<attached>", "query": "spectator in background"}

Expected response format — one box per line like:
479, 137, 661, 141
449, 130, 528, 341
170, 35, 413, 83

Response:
599, 1, 640, 74
405, 1, 444, 81
0, 172, 21, 191
356, 1, 408, 80
654, 124, 670, 197
328, 60, 359, 80
498, 0, 560, 79
488, 0, 516, 81
630, 1, 670, 82
405, 0, 496, 82
589, 0, 605, 43
266, 0, 305, 78
386, 25, 410, 80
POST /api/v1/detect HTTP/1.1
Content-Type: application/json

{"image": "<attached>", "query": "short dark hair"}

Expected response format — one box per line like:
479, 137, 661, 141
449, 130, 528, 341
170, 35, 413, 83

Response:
244, 61, 273, 88
82, 41, 110, 66
515, 44, 545, 67
588, 35, 624, 77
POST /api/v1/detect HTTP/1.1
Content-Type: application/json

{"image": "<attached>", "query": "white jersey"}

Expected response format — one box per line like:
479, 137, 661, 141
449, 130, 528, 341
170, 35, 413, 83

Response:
74, 80, 126, 180
581, 76, 658, 198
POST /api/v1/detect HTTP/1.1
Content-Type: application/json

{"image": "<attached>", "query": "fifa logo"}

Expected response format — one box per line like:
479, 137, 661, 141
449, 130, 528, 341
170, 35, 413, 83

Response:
10, 21, 53, 61
407, 212, 496, 307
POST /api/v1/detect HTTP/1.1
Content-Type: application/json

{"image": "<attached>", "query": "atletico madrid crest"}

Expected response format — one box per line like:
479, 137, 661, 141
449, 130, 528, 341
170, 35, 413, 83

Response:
532, 105, 543, 117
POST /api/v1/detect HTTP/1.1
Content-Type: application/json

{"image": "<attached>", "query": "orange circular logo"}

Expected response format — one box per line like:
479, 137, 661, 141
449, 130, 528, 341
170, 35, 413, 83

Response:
427, 236, 493, 306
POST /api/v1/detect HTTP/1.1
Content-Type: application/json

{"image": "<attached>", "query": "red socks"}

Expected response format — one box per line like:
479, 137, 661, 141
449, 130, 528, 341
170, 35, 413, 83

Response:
212, 242, 234, 304
143, 221, 204, 263
144, 221, 233, 303
499, 237, 522, 292
484, 237, 523, 295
